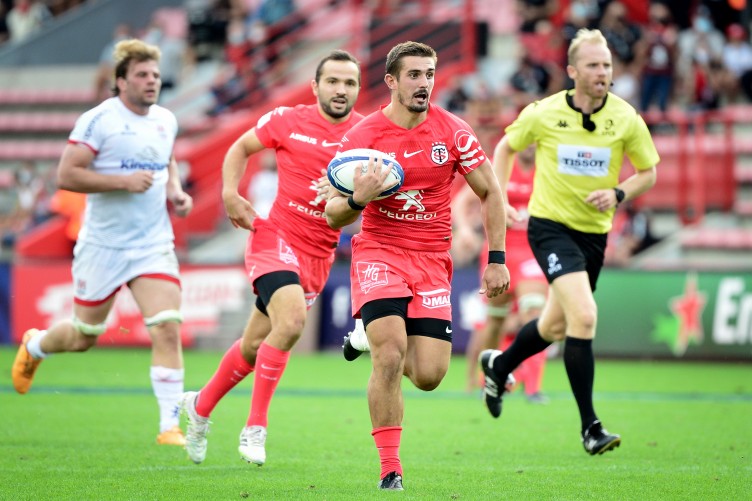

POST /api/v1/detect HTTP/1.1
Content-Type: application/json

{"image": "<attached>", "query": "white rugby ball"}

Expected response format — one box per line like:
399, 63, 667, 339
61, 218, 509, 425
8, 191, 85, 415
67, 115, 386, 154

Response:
327, 148, 405, 200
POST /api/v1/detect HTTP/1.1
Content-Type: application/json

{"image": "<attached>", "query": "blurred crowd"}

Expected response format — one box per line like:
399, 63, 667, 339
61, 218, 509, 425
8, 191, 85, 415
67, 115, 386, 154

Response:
2, 0, 749, 268
438, 0, 752, 128
0, 0, 86, 45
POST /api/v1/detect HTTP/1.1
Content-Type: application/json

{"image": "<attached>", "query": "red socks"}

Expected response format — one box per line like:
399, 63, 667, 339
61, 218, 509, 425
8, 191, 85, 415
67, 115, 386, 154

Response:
247, 342, 290, 427
195, 339, 253, 417
372, 426, 403, 479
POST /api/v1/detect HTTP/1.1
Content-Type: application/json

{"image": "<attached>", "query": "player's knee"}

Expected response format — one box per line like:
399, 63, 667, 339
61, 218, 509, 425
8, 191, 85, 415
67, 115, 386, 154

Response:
67, 322, 99, 352
239, 336, 261, 363
373, 347, 406, 381
410, 370, 444, 391
273, 310, 306, 341
539, 318, 566, 342
571, 307, 597, 333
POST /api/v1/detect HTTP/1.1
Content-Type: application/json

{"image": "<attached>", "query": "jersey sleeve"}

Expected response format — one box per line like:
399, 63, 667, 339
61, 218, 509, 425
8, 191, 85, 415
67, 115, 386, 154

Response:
624, 113, 660, 170
451, 114, 488, 176
69, 108, 109, 153
504, 101, 540, 153
254, 106, 292, 149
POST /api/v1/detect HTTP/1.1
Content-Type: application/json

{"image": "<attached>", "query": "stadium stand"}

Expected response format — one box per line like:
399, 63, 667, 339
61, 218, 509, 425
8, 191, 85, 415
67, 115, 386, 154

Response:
2, 0, 752, 268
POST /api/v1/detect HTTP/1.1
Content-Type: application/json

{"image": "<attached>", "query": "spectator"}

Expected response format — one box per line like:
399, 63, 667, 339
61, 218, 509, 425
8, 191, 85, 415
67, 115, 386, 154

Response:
605, 202, 659, 267
0, 1, 10, 44
676, 5, 725, 105
721, 23, 752, 102
611, 55, 639, 107
509, 52, 552, 111
598, 1, 642, 66
6, 0, 50, 43
185, 0, 233, 61
0, 161, 45, 247
142, 14, 188, 92
635, 2, 678, 116
246, 0, 302, 85
516, 0, 559, 33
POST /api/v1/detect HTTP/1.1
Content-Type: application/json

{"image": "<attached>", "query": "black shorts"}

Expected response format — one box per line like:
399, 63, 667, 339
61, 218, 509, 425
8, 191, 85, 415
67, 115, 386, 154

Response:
527, 216, 607, 292
361, 297, 453, 342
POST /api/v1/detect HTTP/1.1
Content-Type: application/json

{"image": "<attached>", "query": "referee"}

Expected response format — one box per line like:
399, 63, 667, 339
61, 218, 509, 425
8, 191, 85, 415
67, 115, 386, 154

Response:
479, 28, 659, 455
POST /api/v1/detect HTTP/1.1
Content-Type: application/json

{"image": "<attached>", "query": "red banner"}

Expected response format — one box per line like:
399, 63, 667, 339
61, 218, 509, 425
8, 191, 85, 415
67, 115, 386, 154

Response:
12, 262, 250, 346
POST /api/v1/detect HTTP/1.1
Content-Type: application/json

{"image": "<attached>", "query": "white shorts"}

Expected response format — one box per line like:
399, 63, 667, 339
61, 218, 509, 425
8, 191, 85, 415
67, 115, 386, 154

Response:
71, 241, 180, 305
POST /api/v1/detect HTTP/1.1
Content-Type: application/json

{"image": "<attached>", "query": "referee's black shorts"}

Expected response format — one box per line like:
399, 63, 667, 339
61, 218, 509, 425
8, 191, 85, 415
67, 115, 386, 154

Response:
527, 216, 608, 292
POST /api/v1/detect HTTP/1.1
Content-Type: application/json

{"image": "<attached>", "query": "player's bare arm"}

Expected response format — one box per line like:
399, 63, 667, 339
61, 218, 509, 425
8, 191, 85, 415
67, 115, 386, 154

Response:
465, 162, 510, 297
166, 153, 193, 218
325, 155, 394, 229
585, 166, 657, 212
57, 142, 154, 193
222, 128, 266, 229
492, 135, 522, 225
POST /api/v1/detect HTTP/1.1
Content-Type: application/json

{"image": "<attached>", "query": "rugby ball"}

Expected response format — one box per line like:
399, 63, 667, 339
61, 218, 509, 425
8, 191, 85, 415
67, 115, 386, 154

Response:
327, 148, 404, 200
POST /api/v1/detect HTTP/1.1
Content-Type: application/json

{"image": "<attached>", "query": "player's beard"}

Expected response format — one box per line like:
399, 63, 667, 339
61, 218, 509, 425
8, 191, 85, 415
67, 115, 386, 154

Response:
398, 90, 429, 113
321, 99, 353, 120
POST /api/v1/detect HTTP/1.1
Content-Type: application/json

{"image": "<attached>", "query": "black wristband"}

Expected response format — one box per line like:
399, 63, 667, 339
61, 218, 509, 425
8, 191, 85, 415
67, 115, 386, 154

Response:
613, 187, 625, 206
347, 195, 366, 211
488, 250, 506, 264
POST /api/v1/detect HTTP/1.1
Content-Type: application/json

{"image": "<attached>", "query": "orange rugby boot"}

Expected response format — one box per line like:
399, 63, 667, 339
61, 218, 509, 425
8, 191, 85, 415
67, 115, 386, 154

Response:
12, 329, 43, 394
156, 426, 187, 446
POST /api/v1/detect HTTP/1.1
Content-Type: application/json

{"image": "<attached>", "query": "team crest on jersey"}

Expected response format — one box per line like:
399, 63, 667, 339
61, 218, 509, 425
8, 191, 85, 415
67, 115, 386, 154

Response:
278, 240, 299, 266
431, 142, 449, 165
357, 262, 388, 294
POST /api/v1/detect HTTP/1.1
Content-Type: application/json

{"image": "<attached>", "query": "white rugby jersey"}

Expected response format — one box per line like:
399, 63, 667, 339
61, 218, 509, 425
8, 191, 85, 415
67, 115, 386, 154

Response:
69, 97, 178, 249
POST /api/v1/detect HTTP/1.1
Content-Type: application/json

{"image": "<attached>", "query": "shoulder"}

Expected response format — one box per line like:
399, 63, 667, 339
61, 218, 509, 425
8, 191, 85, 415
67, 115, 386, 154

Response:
515, 91, 566, 123
603, 93, 643, 122
429, 104, 473, 130
75, 99, 116, 128
149, 104, 178, 123
256, 105, 296, 129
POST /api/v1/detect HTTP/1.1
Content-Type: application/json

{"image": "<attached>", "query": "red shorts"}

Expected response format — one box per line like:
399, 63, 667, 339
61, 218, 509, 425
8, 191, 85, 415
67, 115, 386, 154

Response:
245, 218, 334, 309
350, 236, 453, 321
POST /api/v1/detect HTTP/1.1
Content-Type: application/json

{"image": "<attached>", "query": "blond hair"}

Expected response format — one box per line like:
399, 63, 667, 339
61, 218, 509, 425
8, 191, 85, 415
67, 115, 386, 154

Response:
111, 39, 161, 95
567, 29, 608, 66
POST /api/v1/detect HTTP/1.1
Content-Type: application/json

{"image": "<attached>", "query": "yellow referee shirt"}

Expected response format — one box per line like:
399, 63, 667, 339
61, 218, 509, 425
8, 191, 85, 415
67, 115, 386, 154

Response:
505, 90, 659, 234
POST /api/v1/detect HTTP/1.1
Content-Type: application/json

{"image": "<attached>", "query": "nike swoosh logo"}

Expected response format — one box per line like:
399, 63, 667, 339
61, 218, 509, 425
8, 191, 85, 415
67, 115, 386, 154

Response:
403, 150, 423, 158
445, 327, 452, 334
260, 364, 281, 371
322, 140, 341, 147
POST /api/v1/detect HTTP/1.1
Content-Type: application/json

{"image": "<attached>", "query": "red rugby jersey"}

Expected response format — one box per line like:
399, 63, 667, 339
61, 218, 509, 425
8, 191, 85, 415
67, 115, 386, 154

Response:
254, 104, 364, 258
340, 104, 487, 252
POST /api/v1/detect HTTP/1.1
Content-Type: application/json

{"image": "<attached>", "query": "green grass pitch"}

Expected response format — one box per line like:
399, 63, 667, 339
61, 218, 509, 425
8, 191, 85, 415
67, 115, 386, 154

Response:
1, 347, 750, 500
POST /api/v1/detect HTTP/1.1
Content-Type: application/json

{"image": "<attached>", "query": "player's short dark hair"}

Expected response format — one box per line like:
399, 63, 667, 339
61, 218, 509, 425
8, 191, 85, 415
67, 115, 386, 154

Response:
315, 50, 361, 84
385, 41, 437, 77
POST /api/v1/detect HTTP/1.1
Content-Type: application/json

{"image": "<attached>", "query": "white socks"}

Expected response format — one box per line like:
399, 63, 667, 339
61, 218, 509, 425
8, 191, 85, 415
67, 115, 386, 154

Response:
349, 319, 371, 352
26, 330, 49, 359
150, 366, 184, 432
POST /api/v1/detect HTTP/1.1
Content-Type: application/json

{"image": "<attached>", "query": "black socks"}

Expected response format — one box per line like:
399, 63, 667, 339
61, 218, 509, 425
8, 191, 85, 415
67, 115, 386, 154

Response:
492, 319, 551, 379
563, 336, 597, 431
